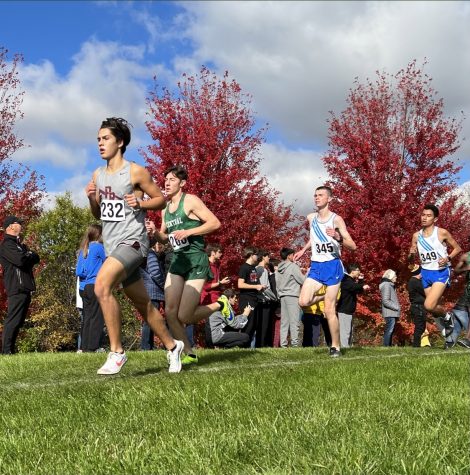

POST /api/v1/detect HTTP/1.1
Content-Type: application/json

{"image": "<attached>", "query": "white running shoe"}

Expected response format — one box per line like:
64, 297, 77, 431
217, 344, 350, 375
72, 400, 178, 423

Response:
167, 340, 184, 373
97, 352, 128, 375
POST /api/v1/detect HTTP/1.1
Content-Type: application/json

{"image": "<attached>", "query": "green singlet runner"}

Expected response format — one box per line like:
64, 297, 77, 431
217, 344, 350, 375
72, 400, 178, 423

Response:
164, 193, 212, 281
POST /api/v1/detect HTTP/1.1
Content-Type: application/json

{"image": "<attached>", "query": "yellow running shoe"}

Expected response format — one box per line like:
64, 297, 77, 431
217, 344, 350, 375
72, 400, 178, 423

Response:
181, 354, 198, 365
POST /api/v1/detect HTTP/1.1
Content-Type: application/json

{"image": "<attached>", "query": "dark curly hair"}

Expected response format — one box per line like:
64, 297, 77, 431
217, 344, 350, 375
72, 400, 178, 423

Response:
100, 117, 132, 154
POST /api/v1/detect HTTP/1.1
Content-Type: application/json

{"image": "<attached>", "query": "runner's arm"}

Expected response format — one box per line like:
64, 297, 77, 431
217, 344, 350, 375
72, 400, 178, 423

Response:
293, 215, 313, 261
439, 228, 462, 263
171, 194, 220, 241
85, 169, 101, 220
154, 215, 169, 244
454, 252, 469, 274
333, 216, 356, 251
407, 233, 418, 265
128, 163, 166, 211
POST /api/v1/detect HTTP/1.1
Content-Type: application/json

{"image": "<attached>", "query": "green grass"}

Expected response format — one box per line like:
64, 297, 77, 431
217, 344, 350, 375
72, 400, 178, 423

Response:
0, 347, 468, 475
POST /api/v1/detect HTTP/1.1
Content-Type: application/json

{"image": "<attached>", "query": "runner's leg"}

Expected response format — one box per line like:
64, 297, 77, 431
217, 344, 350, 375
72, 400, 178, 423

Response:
298, 278, 324, 308
323, 283, 341, 349
94, 257, 127, 353
123, 278, 176, 350
423, 283, 447, 316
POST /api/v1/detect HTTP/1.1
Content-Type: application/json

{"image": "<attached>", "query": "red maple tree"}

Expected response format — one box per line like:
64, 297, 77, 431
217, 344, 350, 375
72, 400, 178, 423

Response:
323, 60, 469, 344
0, 47, 45, 321
142, 67, 303, 278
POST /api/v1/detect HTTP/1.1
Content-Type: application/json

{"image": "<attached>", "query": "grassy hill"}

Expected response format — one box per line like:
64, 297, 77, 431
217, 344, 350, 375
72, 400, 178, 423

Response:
0, 347, 468, 474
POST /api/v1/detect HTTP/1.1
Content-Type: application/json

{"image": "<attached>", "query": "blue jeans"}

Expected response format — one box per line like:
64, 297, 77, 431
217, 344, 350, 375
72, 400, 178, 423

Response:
437, 304, 469, 344
383, 317, 396, 346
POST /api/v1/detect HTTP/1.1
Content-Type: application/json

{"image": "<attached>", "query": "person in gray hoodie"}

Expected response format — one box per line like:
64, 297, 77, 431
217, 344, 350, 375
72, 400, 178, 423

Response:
379, 269, 401, 346
275, 247, 306, 347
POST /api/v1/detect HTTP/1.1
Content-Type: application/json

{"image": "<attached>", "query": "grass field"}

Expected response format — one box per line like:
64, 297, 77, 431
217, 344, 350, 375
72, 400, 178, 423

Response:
0, 347, 468, 475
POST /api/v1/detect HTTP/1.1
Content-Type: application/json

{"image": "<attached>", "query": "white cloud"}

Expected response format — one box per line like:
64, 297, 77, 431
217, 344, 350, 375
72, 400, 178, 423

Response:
178, 1, 470, 158
41, 172, 91, 210
14, 142, 89, 169
14, 39, 170, 164
259, 143, 327, 216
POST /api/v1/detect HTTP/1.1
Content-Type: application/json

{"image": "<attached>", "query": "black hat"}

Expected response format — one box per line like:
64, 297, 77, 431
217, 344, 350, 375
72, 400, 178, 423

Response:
410, 264, 421, 276
3, 216, 23, 229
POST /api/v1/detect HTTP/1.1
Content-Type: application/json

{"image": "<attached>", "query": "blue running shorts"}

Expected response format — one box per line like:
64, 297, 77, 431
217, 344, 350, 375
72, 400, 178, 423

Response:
421, 267, 451, 289
307, 259, 344, 286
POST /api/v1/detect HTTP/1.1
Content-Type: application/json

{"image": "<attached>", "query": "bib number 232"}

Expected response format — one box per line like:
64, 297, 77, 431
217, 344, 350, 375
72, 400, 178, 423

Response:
169, 233, 189, 251
100, 199, 125, 222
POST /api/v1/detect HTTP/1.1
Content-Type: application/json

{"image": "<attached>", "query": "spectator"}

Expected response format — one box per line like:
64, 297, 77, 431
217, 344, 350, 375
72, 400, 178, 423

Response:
379, 269, 400, 346
336, 263, 369, 348
75, 224, 106, 352
275, 247, 306, 348
206, 289, 251, 348
201, 244, 230, 305
447, 247, 470, 349
256, 250, 275, 347
238, 247, 264, 344
0, 216, 40, 354
407, 265, 427, 348
76, 276, 84, 352
269, 259, 282, 347
301, 285, 332, 347
139, 236, 166, 350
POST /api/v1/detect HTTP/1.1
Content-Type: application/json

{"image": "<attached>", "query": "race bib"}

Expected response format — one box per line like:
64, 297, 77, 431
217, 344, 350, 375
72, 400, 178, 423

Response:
100, 199, 125, 222
169, 233, 189, 251
420, 251, 438, 265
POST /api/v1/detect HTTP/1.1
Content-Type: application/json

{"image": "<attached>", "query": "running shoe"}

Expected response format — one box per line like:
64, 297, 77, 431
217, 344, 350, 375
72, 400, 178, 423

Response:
217, 295, 234, 320
167, 340, 184, 373
442, 312, 455, 337
182, 354, 199, 366
329, 347, 341, 358
457, 338, 470, 349
444, 340, 455, 350
97, 352, 128, 375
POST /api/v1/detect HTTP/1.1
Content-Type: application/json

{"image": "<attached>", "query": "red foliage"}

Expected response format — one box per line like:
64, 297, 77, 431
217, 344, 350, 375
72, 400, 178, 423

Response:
0, 47, 45, 319
142, 66, 303, 278
323, 60, 469, 344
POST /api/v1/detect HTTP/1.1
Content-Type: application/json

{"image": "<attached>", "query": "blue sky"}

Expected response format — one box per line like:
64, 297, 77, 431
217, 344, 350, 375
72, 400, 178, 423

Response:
1, 1, 469, 215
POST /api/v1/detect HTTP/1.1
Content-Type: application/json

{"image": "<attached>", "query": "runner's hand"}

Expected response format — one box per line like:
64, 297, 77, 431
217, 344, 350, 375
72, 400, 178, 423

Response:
85, 180, 97, 199
172, 229, 191, 240
124, 194, 141, 209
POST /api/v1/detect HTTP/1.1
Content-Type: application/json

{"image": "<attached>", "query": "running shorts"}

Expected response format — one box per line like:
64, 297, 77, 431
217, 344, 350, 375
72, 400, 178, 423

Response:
307, 259, 344, 286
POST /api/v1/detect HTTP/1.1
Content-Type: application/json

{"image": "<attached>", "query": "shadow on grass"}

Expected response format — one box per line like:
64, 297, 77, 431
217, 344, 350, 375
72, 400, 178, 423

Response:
187, 348, 260, 367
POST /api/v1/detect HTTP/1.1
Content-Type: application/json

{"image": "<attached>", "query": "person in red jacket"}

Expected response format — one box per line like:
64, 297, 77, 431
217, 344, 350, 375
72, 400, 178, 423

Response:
200, 244, 230, 304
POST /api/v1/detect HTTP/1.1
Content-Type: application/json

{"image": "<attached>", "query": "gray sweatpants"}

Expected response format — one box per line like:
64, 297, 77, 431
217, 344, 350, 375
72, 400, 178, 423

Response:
338, 312, 353, 348
280, 296, 301, 347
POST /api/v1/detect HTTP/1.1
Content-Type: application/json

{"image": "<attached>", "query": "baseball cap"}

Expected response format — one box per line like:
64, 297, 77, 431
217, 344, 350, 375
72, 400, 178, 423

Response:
3, 216, 23, 229
410, 264, 421, 276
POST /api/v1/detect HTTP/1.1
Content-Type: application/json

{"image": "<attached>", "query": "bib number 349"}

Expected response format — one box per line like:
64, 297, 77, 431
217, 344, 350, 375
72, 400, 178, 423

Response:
169, 233, 189, 251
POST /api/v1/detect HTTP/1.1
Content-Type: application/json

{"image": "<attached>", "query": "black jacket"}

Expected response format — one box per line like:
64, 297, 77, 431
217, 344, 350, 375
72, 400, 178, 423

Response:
407, 276, 425, 305
0, 234, 40, 296
337, 274, 365, 314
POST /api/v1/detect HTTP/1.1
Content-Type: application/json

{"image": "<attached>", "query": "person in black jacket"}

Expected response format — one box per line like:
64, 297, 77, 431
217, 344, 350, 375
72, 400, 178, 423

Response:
407, 264, 427, 347
336, 263, 369, 347
0, 216, 40, 354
